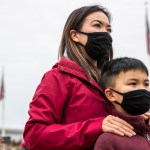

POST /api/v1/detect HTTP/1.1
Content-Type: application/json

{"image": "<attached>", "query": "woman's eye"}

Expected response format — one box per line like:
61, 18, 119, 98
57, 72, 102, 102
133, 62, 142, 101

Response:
94, 24, 101, 28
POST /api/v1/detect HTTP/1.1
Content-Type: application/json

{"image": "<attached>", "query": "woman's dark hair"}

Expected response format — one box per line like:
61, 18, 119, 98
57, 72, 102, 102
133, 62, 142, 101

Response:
100, 57, 149, 90
58, 5, 113, 83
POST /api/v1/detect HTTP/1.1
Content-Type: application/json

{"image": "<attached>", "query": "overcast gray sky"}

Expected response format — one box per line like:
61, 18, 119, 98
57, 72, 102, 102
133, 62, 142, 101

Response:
0, 0, 150, 130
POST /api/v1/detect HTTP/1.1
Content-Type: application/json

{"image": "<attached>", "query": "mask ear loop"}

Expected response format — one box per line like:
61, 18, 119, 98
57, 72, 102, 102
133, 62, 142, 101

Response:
109, 88, 124, 106
77, 42, 85, 47
110, 88, 124, 95
114, 101, 121, 105
76, 30, 89, 35
73, 31, 86, 47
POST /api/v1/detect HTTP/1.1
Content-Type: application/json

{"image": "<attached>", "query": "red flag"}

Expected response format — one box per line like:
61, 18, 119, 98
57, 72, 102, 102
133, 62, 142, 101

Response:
146, 5, 150, 55
0, 71, 4, 100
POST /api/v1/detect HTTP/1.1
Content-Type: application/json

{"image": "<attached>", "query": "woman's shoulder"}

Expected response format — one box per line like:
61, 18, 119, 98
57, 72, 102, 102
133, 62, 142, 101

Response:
40, 57, 80, 82
44, 57, 85, 79
57, 57, 83, 73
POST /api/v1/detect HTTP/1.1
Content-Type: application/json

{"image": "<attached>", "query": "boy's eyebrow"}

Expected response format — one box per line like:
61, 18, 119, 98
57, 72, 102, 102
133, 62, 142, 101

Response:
127, 78, 149, 82
145, 79, 149, 82
126, 78, 137, 82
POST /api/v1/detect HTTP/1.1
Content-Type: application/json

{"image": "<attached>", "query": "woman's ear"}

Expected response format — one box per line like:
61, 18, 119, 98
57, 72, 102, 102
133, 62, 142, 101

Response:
105, 89, 116, 102
70, 30, 80, 42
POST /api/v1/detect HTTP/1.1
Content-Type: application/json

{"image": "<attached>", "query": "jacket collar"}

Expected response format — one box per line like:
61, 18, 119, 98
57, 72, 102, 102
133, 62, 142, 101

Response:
54, 57, 103, 93
112, 109, 150, 137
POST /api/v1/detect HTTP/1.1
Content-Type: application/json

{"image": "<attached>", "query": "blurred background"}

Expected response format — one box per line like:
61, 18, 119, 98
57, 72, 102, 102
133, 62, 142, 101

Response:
0, 0, 150, 148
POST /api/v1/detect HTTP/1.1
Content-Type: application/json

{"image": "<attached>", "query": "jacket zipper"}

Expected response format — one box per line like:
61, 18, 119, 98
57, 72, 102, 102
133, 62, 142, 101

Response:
140, 116, 150, 143
145, 134, 150, 142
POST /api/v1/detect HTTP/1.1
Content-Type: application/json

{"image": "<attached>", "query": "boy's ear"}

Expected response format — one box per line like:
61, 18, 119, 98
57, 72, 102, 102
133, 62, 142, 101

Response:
70, 30, 80, 42
105, 89, 116, 102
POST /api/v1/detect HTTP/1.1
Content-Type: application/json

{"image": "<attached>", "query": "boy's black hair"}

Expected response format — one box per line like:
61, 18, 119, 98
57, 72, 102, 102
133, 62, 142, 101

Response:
100, 57, 149, 90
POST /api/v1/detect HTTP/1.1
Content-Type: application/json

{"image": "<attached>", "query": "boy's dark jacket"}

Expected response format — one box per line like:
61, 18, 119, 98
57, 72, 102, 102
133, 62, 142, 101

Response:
94, 109, 150, 150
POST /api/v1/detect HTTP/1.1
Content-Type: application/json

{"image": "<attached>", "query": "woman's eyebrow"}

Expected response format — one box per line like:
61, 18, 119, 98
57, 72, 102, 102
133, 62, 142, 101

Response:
91, 20, 102, 24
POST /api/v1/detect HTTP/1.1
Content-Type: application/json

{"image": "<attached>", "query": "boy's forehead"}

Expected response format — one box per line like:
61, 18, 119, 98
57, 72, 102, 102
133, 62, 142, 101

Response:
117, 70, 148, 81
106, 69, 149, 89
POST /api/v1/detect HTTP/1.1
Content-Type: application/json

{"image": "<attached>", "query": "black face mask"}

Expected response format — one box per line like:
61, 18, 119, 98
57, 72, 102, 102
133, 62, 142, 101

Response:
77, 31, 112, 60
110, 88, 150, 115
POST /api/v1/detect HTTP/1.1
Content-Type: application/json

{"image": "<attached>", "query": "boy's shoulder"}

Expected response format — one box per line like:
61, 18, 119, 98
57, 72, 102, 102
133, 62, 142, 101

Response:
94, 132, 150, 150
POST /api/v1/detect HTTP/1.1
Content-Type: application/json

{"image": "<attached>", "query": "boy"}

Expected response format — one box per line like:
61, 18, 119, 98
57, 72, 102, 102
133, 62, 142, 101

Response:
94, 57, 150, 150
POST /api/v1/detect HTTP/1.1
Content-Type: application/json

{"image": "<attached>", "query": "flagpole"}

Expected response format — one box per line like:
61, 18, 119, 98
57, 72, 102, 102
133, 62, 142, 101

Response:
1, 67, 5, 137
145, 2, 150, 65
1, 93, 5, 137
148, 3, 150, 66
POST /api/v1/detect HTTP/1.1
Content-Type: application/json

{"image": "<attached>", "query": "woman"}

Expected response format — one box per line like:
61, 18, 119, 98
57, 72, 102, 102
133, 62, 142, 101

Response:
23, 5, 135, 150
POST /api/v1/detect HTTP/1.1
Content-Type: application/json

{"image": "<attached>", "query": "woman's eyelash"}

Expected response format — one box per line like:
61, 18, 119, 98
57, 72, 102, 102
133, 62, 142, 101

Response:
93, 24, 112, 32
94, 24, 100, 27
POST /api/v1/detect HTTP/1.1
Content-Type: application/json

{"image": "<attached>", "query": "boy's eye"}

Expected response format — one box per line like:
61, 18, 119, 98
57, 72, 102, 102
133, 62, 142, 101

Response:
129, 82, 136, 86
145, 82, 149, 87
107, 28, 112, 33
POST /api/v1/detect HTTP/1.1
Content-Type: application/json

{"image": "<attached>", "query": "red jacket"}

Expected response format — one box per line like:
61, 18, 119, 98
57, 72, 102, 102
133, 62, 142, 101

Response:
94, 109, 150, 150
23, 57, 109, 150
